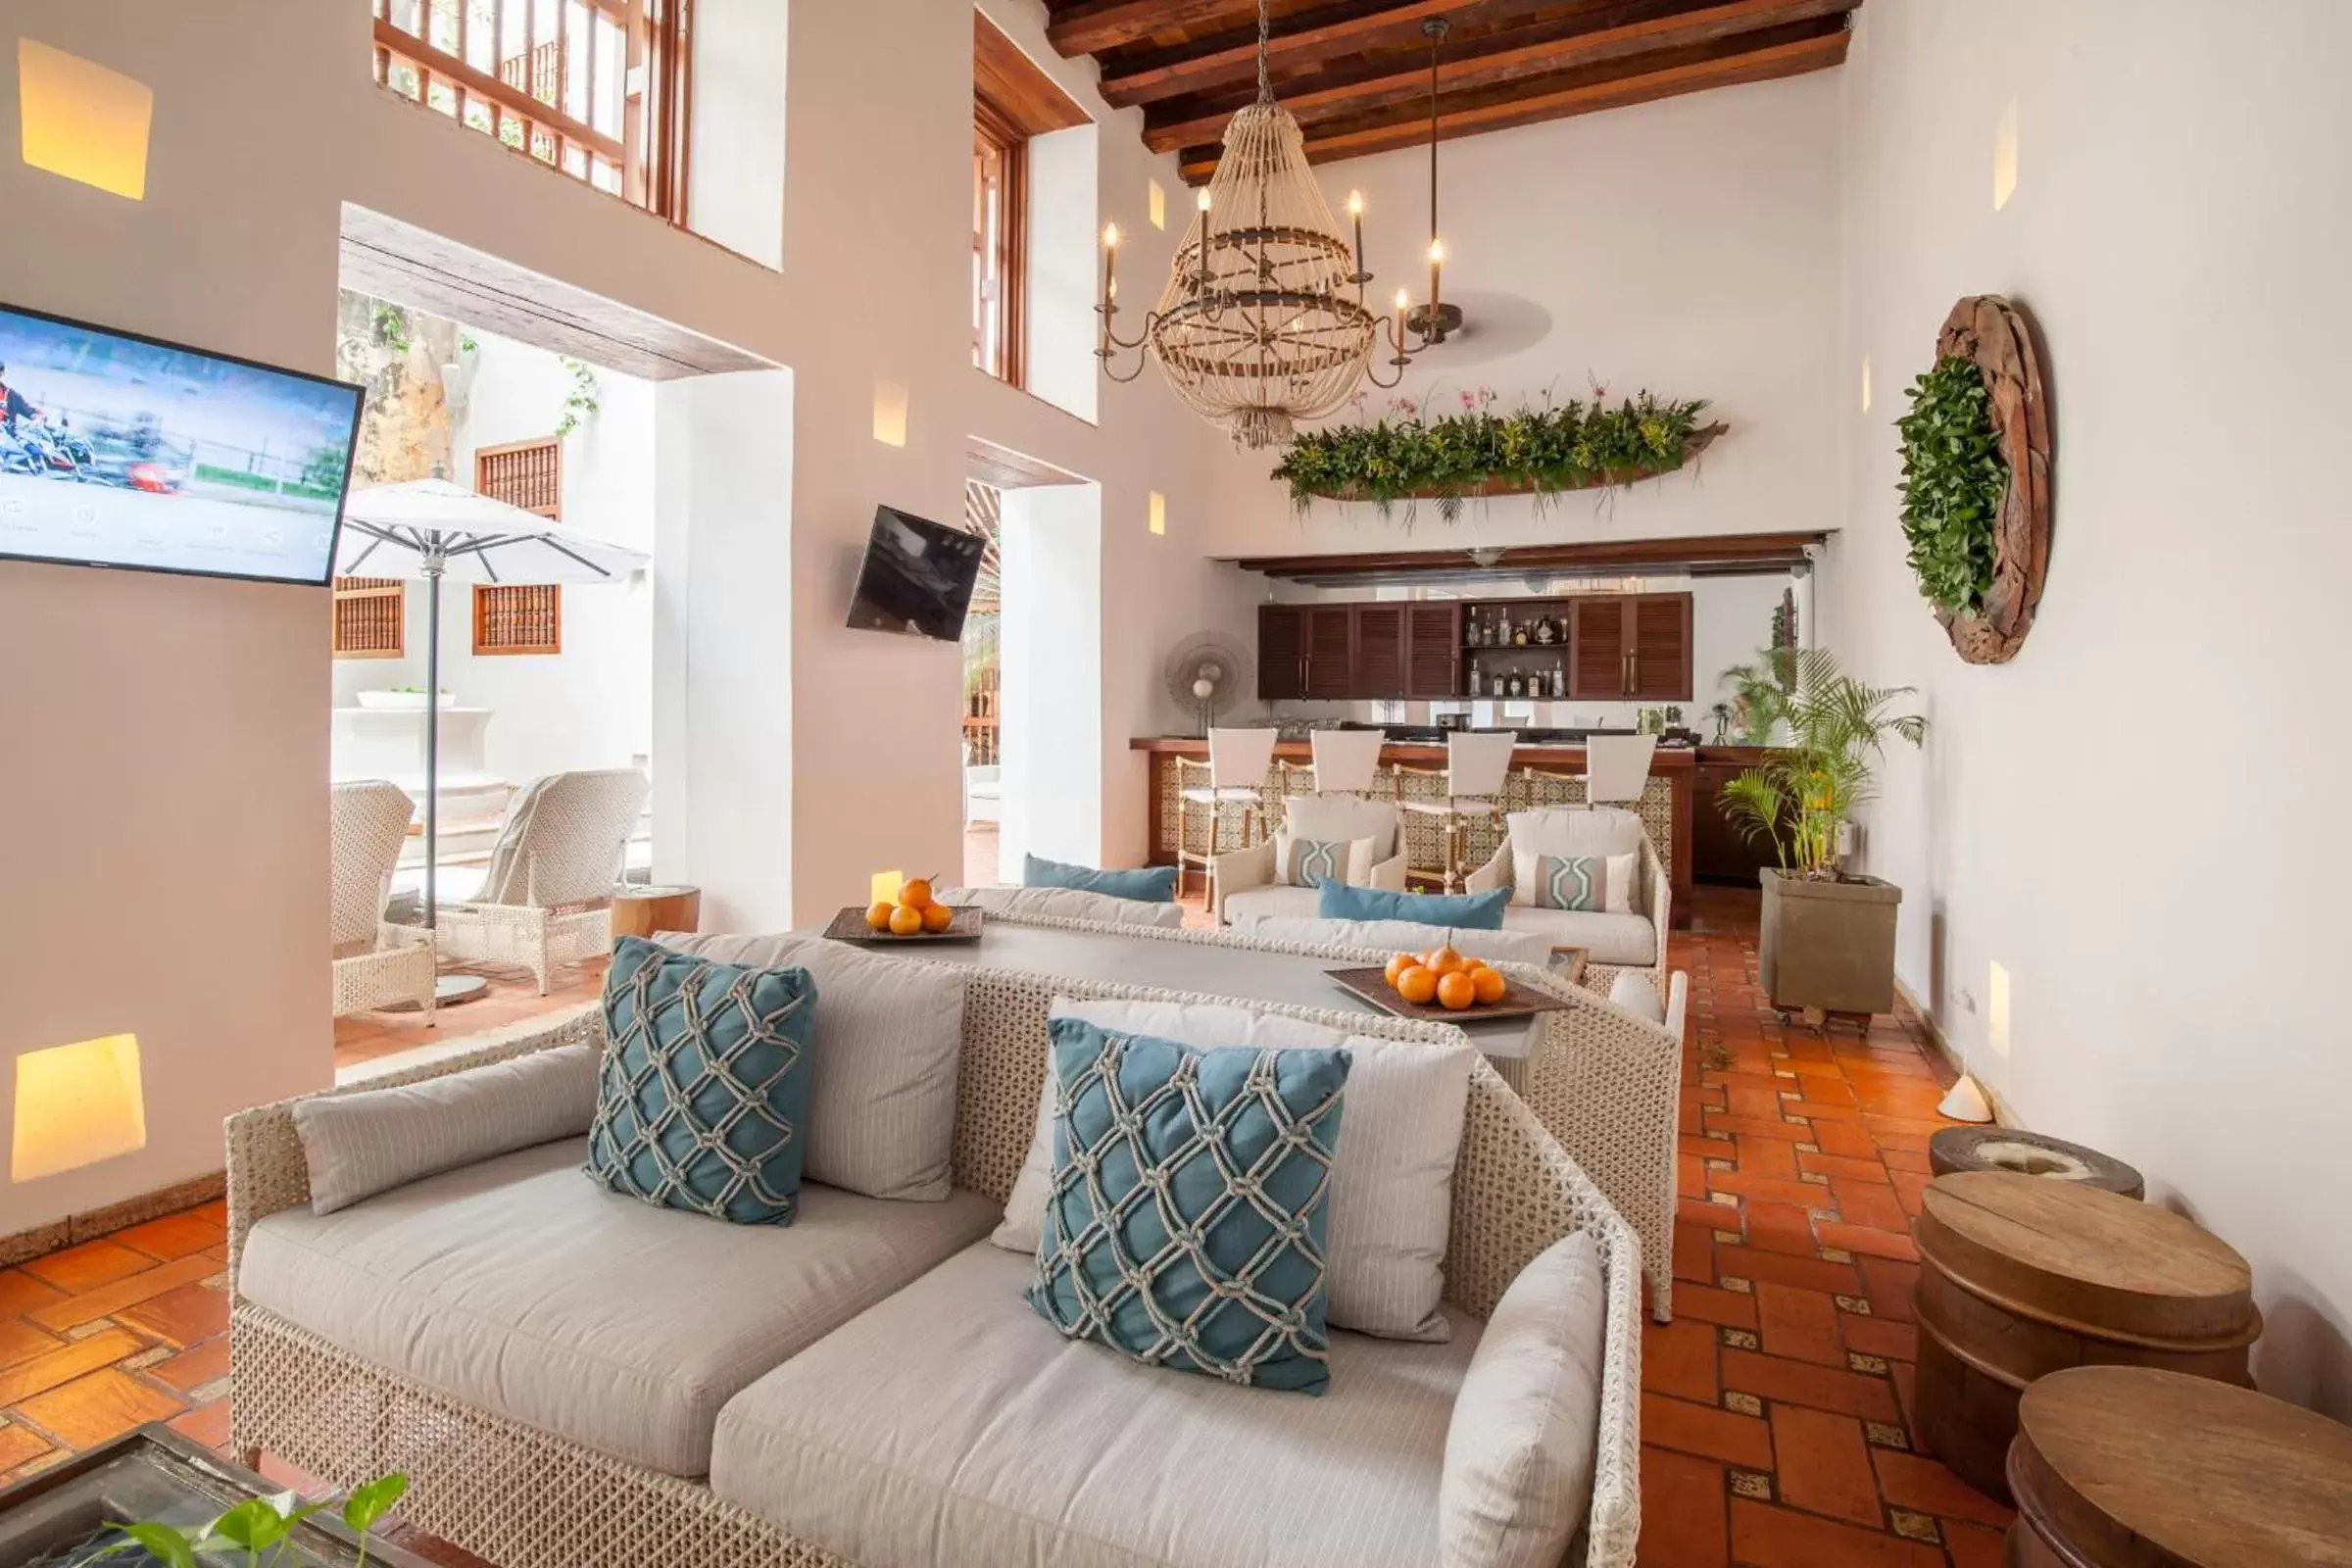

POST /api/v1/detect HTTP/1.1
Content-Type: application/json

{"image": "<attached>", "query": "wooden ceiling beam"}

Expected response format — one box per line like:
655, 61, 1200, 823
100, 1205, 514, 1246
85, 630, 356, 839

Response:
1047, 0, 1258, 58
1142, 0, 1854, 153
1225, 530, 1829, 577
1177, 26, 1847, 179
1097, 0, 1494, 110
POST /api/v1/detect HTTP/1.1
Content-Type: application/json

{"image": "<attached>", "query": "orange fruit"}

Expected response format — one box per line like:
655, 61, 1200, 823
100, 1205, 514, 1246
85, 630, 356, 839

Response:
887, 904, 925, 937
900, 877, 935, 910
1384, 952, 1420, 988
1470, 965, 1507, 1004
921, 903, 956, 933
1422, 946, 1466, 978
864, 901, 896, 931
1395, 965, 1439, 1005
1436, 970, 1477, 1011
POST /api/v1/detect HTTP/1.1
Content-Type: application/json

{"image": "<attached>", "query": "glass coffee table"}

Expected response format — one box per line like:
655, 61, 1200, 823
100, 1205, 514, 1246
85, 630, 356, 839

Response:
0, 1427, 435, 1567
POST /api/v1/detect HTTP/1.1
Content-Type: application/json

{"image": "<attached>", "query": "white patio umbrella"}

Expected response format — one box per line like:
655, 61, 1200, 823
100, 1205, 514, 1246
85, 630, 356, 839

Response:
336, 479, 650, 943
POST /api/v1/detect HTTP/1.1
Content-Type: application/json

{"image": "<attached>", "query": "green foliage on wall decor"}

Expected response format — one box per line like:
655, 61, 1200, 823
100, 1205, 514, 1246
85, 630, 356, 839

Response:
1894, 354, 2006, 615
1270, 387, 1711, 522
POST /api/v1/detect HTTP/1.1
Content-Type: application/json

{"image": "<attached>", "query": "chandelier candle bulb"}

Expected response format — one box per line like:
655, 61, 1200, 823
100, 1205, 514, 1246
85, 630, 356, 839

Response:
1429, 238, 1445, 325
1348, 190, 1366, 285
1196, 186, 1214, 295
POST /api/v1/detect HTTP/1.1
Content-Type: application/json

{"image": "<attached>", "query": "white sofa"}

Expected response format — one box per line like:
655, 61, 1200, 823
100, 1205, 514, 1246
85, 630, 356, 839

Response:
1464, 808, 1672, 999
1211, 793, 1407, 924
226, 951, 1645, 1568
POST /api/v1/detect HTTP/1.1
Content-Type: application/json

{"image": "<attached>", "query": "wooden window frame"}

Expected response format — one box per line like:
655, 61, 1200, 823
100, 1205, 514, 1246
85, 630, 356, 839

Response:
332, 577, 408, 661
371, 0, 693, 224
472, 583, 564, 657
475, 436, 564, 520
974, 95, 1028, 390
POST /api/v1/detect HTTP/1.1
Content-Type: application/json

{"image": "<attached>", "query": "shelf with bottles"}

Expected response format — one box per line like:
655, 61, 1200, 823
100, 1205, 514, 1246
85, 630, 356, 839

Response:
1461, 652, 1571, 702
1459, 601, 1572, 653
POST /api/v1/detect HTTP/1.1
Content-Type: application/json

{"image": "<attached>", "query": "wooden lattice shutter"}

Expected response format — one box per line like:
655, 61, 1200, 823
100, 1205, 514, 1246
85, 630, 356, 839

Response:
473, 436, 563, 654
332, 577, 406, 659
475, 437, 563, 518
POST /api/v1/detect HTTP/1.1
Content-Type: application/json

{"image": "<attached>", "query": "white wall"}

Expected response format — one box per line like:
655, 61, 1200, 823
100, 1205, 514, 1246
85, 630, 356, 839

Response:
1826, 0, 2352, 1414
1200, 73, 1845, 558
999, 484, 1103, 876
686, 0, 788, 270
330, 330, 656, 790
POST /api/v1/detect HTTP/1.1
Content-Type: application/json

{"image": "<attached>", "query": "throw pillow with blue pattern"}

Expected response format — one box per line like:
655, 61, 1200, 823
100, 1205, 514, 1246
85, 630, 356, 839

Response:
1029, 1016, 1350, 1395
1533, 854, 1608, 912
1282, 835, 1360, 890
585, 936, 817, 1225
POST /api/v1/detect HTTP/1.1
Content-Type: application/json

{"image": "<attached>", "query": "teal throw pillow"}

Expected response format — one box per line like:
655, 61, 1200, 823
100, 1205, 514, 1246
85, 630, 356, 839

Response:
585, 936, 816, 1225
1029, 1017, 1349, 1395
1533, 855, 1606, 912
1024, 853, 1179, 904
1318, 881, 1509, 930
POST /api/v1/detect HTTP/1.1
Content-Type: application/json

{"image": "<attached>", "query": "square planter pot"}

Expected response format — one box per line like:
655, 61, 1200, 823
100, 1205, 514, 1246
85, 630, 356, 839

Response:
1757, 868, 1900, 1016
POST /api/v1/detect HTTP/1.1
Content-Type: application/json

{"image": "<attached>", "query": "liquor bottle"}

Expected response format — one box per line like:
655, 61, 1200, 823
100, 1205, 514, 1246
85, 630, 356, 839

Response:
1513, 620, 1530, 646
1468, 659, 1481, 697
1495, 610, 1511, 647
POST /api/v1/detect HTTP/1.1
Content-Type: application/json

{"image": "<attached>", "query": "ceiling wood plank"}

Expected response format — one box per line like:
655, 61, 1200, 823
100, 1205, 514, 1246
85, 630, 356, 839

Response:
1048, 0, 1260, 58
1176, 26, 1849, 179
977, 12, 1092, 136
1098, 0, 1494, 109
1141, 0, 1856, 150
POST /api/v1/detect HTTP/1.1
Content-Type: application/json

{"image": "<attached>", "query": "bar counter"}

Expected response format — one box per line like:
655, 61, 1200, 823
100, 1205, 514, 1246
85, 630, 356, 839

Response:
1132, 736, 1694, 928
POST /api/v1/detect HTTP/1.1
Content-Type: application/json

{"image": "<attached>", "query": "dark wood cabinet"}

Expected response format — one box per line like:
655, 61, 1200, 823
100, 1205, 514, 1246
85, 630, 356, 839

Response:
1692, 748, 1777, 884
1255, 593, 1688, 703
1404, 603, 1459, 698
1567, 591, 1693, 701
1568, 597, 1629, 700
1353, 605, 1407, 698
1256, 605, 1304, 700
1302, 607, 1354, 699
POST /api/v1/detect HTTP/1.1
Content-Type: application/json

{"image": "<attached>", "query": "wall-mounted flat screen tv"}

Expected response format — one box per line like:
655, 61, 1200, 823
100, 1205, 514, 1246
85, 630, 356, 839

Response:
845, 505, 986, 643
0, 301, 365, 586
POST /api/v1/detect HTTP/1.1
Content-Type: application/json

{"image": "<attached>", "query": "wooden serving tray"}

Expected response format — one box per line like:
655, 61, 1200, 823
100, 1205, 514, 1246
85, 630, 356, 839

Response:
820, 905, 986, 945
1325, 965, 1572, 1024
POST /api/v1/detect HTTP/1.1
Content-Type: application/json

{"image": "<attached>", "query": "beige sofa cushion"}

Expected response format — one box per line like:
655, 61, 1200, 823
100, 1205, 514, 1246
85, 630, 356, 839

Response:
1505, 807, 1643, 914
936, 885, 1186, 929
292, 1044, 599, 1215
710, 1243, 1476, 1568
1219, 883, 1325, 924
1441, 1230, 1607, 1568
657, 933, 962, 1200
1282, 793, 1401, 860
1235, 916, 1560, 968
1500, 906, 1657, 966
995, 997, 1472, 1342
237, 1139, 997, 1476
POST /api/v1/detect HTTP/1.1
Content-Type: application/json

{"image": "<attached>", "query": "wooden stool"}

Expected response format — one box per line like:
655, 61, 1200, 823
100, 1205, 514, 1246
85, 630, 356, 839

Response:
1929, 1126, 2145, 1200
1912, 1172, 2261, 1504
2008, 1365, 2352, 1567
609, 885, 702, 942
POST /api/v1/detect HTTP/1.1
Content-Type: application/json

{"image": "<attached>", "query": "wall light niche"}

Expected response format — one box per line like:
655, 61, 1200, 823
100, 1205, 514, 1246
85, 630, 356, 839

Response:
12, 1033, 146, 1182
1149, 180, 1167, 231
872, 381, 909, 447
1149, 491, 1166, 536
18, 39, 153, 201
1860, 355, 1873, 414
1992, 97, 2020, 211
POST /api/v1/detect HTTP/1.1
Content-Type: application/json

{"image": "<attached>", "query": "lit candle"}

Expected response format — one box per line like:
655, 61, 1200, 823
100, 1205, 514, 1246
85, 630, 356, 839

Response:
1100, 222, 1119, 352
1347, 189, 1365, 278
1197, 185, 1214, 295
1394, 287, 1410, 353
1428, 237, 1446, 328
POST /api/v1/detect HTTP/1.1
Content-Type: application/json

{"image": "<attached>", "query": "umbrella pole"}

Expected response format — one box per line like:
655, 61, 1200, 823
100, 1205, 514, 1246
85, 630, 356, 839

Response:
424, 559, 442, 929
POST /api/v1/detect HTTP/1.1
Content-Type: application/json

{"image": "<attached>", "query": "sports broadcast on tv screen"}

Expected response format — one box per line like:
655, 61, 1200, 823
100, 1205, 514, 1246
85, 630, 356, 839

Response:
0, 303, 365, 585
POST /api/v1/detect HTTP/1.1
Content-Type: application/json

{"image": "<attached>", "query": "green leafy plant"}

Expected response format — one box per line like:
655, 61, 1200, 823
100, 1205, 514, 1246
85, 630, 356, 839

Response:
1719, 649, 1927, 880
97, 1473, 408, 1567
370, 304, 413, 355
1716, 645, 1797, 746
555, 357, 602, 439
1895, 354, 2006, 615
1270, 386, 1710, 521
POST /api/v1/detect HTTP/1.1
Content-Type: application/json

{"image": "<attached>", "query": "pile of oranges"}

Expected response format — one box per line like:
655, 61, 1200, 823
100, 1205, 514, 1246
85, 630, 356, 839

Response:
1384, 945, 1507, 1011
864, 876, 956, 937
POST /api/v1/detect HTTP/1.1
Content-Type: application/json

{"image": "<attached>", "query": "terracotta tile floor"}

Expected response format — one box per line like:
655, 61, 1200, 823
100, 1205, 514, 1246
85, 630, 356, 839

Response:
7, 881, 2007, 1565
333, 956, 608, 1076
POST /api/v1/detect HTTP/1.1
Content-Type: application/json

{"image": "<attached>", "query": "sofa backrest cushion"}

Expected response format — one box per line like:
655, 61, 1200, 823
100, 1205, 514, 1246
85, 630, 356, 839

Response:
657, 933, 965, 1202
293, 1043, 600, 1214
1441, 1229, 1608, 1568
1281, 794, 1400, 860
1319, 881, 1508, 929
934, 884, 1186, 928
1237, 915, 1559, 970
1023, 854, 1179, 904
1507, 807, 1643, 914
1271, 831, 1378, 889
997, 996, 1473, 1343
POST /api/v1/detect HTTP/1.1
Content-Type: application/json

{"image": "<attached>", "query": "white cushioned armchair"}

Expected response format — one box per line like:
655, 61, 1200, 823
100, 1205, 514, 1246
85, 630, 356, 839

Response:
1465, 807, 1672, 1001
434, 767, 649, 995
329, 780, 436, 1021
1211, 793, 1407, 924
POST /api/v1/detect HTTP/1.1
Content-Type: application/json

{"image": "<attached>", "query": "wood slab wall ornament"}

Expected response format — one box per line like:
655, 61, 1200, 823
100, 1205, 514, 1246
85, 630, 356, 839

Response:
1936, 295, 2051, 663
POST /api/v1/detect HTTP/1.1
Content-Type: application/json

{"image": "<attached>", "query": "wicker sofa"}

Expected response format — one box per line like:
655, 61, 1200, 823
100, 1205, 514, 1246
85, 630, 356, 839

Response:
226, 958, 1644, 1568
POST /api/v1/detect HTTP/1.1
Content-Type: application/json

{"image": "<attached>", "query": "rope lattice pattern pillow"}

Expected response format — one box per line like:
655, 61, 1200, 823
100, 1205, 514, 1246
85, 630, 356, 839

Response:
585, 936, 816, 1225
1029, 1017, 1350, 1395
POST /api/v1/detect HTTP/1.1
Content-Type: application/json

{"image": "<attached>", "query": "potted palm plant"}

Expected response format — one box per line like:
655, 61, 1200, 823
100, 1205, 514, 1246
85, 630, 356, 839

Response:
1720, 651, 1927, 1018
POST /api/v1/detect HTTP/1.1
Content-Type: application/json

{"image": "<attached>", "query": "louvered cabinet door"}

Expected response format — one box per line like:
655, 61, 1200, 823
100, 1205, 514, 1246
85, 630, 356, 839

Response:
1257, 606, 1306, 701
1569, 596, 1630, 699
1405, 603, 1461, 698
1303, 607, 1356, 700
1628, 593, 1695, 700
1352, 605, 1407, 699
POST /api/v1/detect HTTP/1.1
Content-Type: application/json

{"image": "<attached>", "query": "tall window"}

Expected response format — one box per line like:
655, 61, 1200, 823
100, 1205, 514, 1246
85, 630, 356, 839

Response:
372, 0, 692, 220
973, 101, 1026, 386
472, 437, 564, 656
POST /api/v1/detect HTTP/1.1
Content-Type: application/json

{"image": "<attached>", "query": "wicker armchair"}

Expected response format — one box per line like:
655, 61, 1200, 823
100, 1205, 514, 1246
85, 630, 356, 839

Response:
1465, 812, 1674, 1006
434, 768, 648, 995
329, 781, 436, 1022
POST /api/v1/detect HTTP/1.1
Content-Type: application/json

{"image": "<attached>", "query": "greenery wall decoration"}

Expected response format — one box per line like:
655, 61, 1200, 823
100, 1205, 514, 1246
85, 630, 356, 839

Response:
1895, 354, 2004, 615
1271, 387, 1723, 521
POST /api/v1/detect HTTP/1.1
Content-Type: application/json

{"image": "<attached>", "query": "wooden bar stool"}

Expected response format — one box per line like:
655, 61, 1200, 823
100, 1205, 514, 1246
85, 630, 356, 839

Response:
1174, 727, 1279, 904
1396, 731, 1517, 892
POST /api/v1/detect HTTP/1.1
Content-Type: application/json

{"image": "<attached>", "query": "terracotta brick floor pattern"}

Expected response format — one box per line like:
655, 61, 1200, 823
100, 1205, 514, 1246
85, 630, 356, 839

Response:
2, 883, 2010, 1566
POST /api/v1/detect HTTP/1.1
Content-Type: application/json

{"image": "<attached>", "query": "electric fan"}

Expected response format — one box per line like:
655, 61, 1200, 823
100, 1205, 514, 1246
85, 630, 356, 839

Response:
1161, 632, 1252, 739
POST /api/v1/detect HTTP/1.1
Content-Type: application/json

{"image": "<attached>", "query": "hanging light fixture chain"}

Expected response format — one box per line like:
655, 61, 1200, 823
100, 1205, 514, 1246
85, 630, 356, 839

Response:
1256, 0, 1274, 105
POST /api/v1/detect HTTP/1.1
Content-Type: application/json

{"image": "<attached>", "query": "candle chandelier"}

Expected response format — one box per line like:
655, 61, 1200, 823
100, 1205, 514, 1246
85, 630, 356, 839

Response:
1097, 0, 1452, 449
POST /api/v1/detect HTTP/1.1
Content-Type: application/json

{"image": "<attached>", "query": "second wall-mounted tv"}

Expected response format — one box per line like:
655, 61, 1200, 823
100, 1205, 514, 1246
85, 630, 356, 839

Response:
845, 505, 986, 643
0, 300, 365, 586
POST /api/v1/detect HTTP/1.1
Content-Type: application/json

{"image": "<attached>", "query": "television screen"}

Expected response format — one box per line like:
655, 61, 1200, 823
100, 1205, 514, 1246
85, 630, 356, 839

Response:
845, 505, 986, 642
0, 301, 364, 585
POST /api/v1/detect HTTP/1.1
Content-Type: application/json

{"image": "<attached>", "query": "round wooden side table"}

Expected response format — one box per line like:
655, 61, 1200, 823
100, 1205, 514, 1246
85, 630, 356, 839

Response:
1929, 1126, 2145, 1200
610, 885, 703, 943
1912, 1171, 2261, 1503
2008, 1365, 2352, 1567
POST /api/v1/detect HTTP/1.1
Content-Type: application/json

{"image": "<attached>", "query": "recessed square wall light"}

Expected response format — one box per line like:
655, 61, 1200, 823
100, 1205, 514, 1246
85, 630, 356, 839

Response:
1149, 180, 1167, 231
872, 380, 908, 447
18, 38, 154, 201
1993, 98, 2019, 211
1861, 355, 1873, 414
12, 1033, 145, 1182
1149, 491, 1166, 535
1987, 959, 2013, 1058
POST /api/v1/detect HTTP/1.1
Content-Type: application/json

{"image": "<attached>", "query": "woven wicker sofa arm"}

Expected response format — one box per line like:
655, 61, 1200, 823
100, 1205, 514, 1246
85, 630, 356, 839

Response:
1207, 838, 1276, 920
1464, 842, 1511, 895
223, 1005, 607, 1283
